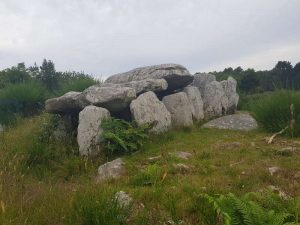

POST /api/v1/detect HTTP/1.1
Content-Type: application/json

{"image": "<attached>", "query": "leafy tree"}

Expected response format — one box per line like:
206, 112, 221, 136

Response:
28, 62, 40, 78
39, 59, 58, 91
273, 61, 294, 89
294, 62, 300, 89
240, 72, 259, 94
0, 63, 31, 88
233, 66, 243, 74
223, 67, 234, 73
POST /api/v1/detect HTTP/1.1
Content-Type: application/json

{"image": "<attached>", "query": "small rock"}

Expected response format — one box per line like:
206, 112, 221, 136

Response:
215, 142, 242, 150
97, 158, 125, 182
115, 191, 132, 208
294, 171, 300, 179
147, 155, 162, 162
268, 167, 281, 176
275, 147, 294, 157
172, 151, 192, 160
167, 220, 185, 225
268, 185, 290, 200
173, 163, 190, 172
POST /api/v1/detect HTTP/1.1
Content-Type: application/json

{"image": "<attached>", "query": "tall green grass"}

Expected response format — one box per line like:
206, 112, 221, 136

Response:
249, 90, 300, 136
67, 188, 130, 225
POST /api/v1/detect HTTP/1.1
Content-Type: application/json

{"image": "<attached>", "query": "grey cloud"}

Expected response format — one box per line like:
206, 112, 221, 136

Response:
0, 0, 299, 78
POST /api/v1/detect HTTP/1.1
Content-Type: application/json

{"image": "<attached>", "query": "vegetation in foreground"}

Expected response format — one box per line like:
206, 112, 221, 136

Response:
249, 90, 300, 137
0, 114, 300, 224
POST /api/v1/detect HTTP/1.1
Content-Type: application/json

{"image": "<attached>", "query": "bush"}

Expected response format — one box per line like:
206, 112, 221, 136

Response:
0, 81, 48, 104
67, 189, 130, 225
249, 90, 300, 136
100, 118, 151, 155
0, 81, 48, 124
57, 74, 97, 95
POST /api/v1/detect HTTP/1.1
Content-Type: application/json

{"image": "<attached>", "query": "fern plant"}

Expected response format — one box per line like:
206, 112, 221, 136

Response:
100, 118, 150, 155
197, 192, 300, 225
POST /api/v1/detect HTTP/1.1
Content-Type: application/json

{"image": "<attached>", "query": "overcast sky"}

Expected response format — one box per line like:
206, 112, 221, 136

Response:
0, 0, 299, 79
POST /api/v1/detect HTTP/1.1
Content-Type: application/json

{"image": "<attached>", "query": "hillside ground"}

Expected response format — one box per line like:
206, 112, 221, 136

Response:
0, 114, 299, 224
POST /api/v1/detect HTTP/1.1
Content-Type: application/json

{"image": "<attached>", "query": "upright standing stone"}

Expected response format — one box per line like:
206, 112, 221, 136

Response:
221, 76, 239, 114
202, 81, 228, 118
192, 73, 216, 96
184, 86, 204, 121
77, 106, 110, 156
130, 91, 171, 133
162, 92, 194, 127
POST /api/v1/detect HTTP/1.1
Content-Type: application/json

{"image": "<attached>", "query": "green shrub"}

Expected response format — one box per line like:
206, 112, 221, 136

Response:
0, 81, 48, 124
100, 118, 150, 155
67, 189, 130, 225
249, 90, 300, 136
196, 192, 300, 225
57, 75, 97, 95
0, 81, 48, 104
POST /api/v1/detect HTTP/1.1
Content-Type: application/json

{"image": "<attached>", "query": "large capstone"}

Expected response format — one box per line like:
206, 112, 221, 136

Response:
105, 64, 193, 91
102, 79, 168, 95
77, 106, 110, 156
130, 91, 171, 133
221, 76, 239, 114
80, 86, 136, 113
162, 92, 194, 127
45, 91, 87, 113
192, 73, 216, 95
184, 86, 204, 121
202, 81, 228, 118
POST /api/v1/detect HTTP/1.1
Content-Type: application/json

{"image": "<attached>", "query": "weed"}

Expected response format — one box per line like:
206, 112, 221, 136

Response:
101, 118, 150, 155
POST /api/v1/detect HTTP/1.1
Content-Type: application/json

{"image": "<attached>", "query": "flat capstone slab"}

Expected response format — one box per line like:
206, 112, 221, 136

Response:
202, 113, 258, 131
